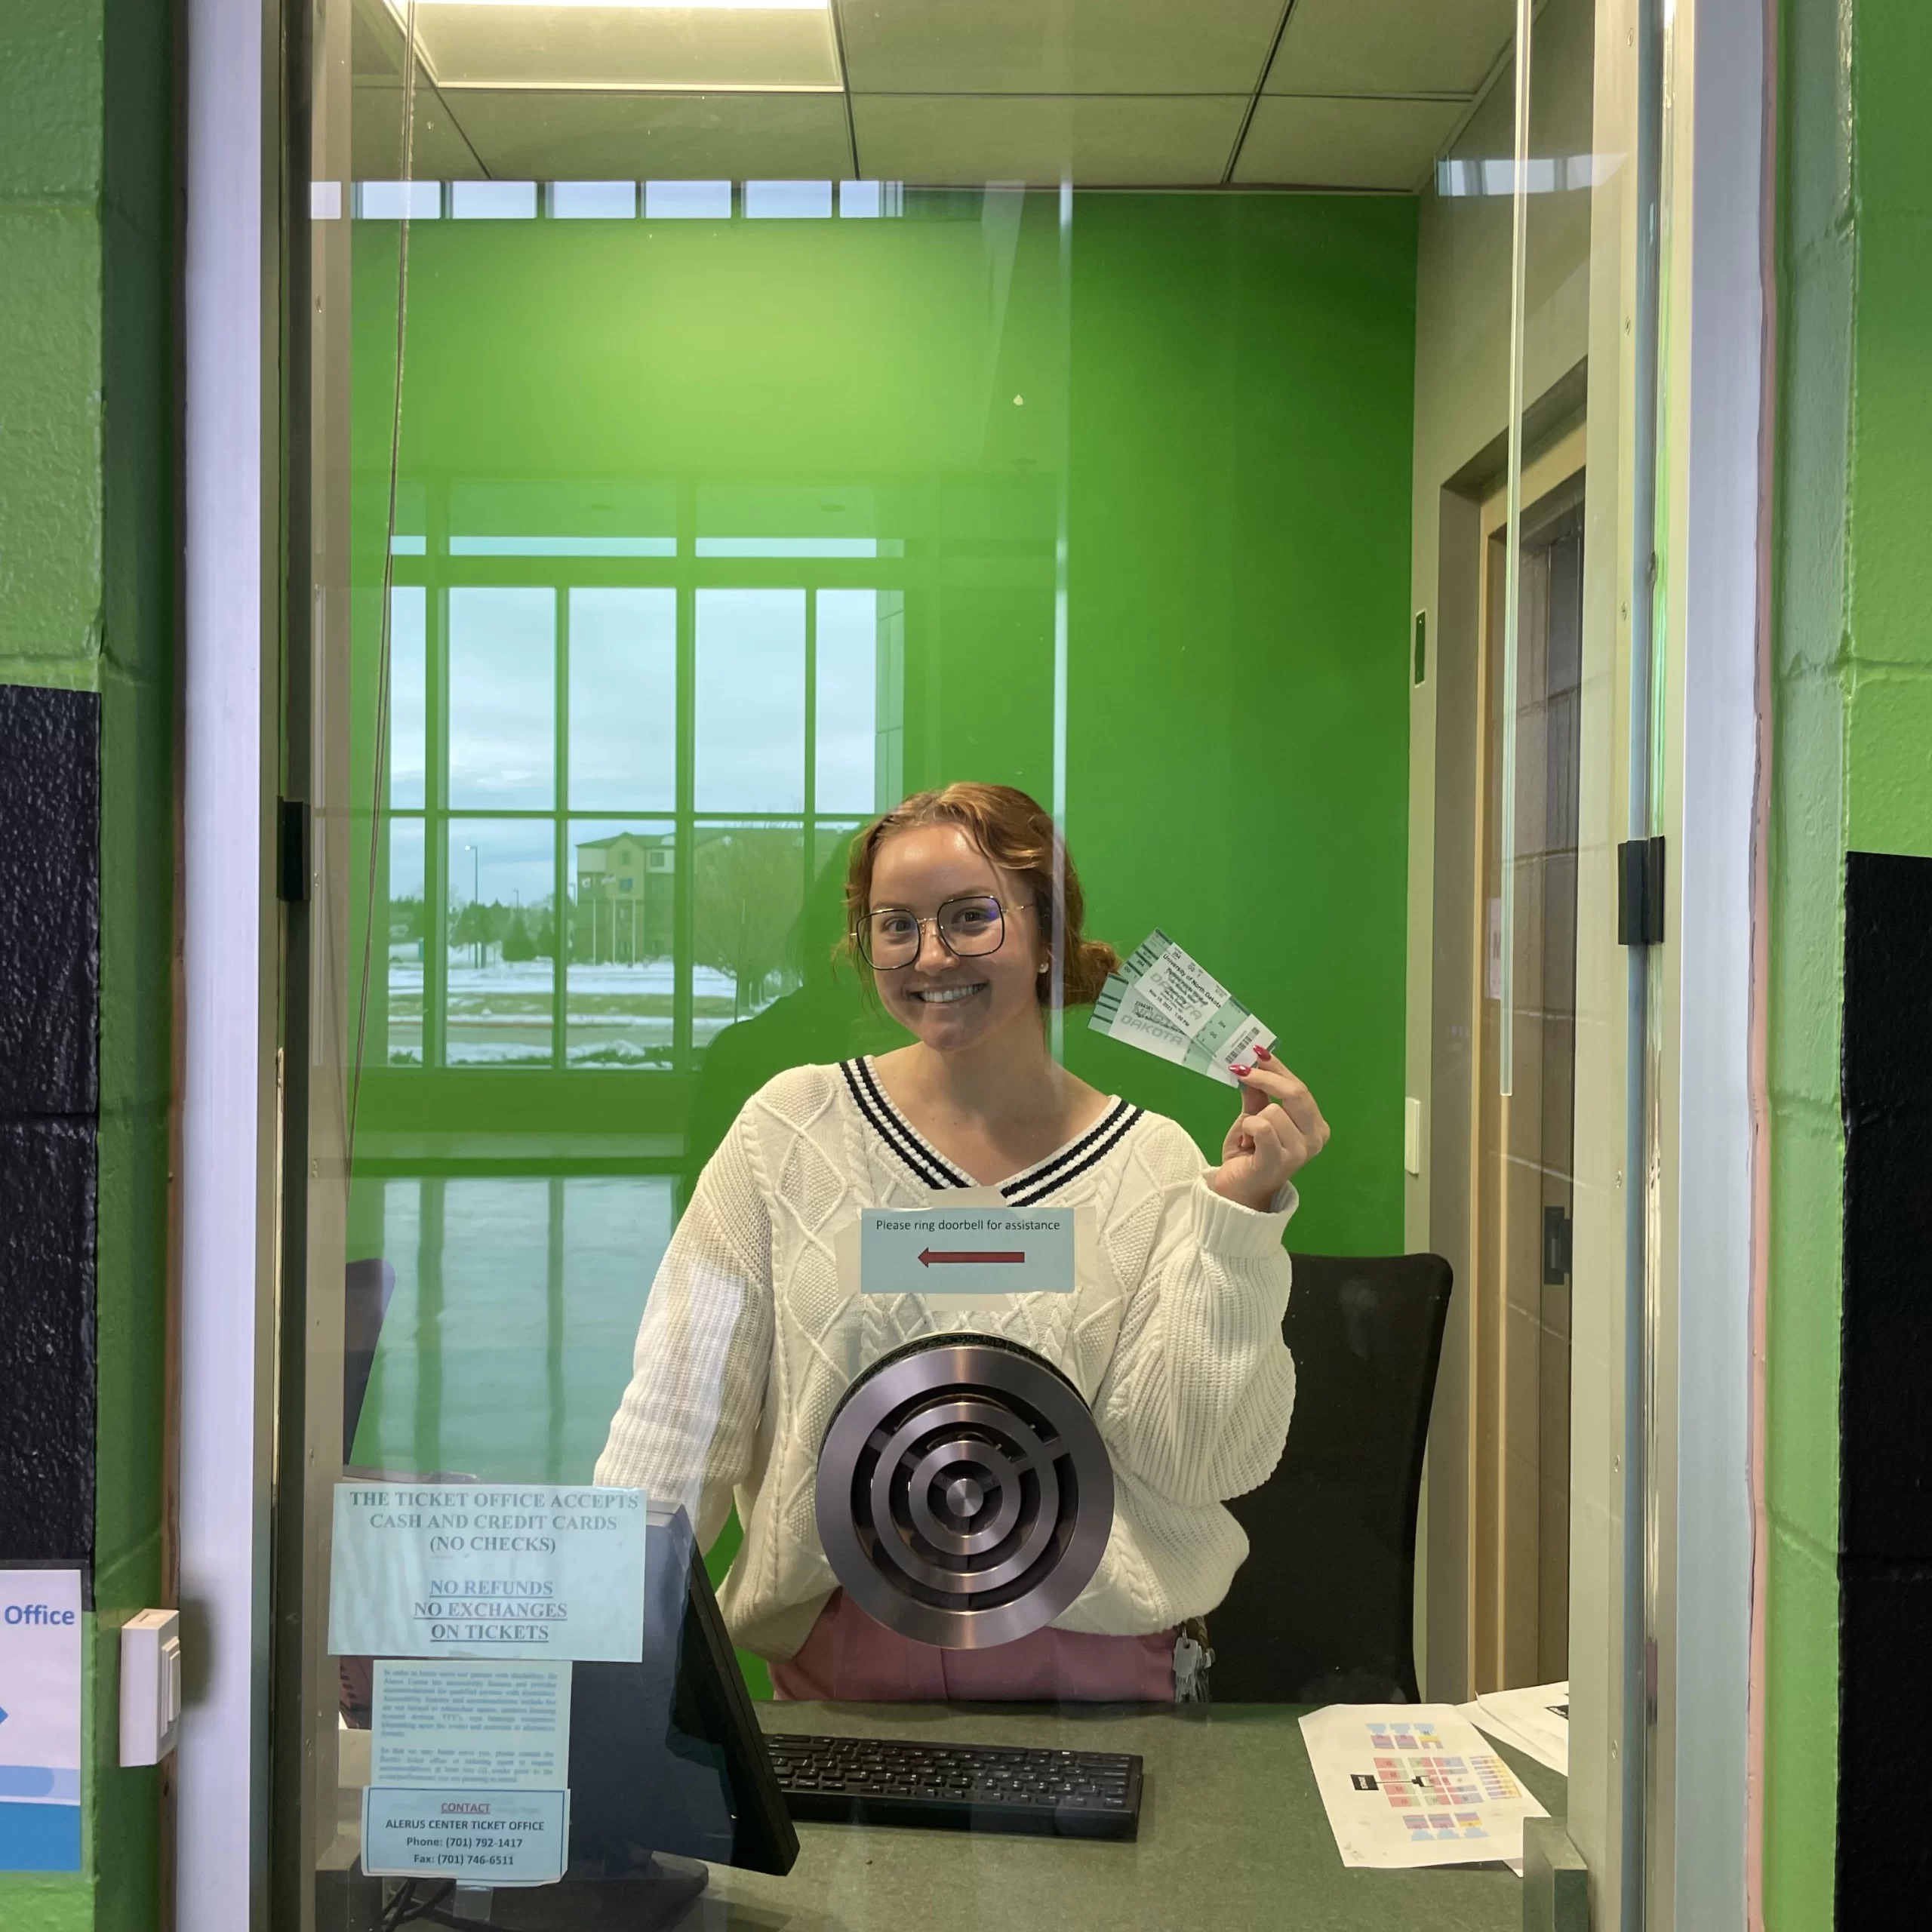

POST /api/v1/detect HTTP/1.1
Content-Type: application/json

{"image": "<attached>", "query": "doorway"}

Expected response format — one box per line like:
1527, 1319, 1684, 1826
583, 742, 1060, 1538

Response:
1472, 446, 1585, 1694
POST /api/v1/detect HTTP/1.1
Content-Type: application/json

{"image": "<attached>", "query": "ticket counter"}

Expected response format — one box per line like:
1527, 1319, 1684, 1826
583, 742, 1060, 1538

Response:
226, 0, 1764, 1924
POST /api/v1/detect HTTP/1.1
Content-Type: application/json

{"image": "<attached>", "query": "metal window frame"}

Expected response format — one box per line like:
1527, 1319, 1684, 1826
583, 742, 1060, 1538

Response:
178, 0, 281, 1922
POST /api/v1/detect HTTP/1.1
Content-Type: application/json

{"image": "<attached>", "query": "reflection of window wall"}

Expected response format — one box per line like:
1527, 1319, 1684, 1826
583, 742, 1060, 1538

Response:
380, 526, 899, 1070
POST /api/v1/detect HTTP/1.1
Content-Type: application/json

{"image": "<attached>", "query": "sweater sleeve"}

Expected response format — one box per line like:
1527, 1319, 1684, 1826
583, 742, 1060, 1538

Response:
1090, 1129, 1297, 1512
593, 1107, 774, 1551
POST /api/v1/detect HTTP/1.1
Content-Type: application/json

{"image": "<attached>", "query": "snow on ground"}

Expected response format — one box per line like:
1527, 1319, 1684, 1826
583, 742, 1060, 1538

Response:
386, 959, 740, 998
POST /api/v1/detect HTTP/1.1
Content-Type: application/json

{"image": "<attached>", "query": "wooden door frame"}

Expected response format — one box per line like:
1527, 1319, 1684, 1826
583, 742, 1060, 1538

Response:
1468, 426, 1588, 1693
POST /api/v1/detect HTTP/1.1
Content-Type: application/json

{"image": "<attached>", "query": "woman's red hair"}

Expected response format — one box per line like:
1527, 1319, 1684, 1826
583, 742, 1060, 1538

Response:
842, 783, 1119, 1008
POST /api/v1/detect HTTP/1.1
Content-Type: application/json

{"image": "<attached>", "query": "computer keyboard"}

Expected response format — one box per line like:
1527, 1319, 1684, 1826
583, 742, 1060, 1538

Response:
764, 1733, 1143, 1840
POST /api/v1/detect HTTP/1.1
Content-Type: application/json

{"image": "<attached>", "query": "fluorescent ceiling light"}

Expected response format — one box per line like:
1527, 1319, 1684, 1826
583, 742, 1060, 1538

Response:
384, 0, 838, 89
419, 1, 827, 9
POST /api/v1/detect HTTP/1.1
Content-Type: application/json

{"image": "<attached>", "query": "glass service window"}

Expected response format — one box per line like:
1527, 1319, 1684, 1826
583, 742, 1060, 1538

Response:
292, 0, 1645, 1920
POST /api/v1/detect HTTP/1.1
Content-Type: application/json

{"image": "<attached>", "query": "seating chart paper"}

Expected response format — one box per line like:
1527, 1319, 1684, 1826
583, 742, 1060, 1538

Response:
1088, 930, 1275, 1087
1299, 1703, 1547, 1872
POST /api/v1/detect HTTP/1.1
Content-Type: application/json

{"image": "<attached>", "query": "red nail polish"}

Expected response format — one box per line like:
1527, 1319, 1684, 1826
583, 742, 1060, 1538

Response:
1253, 1043, 1272, 1061
1230, 1063, 1252, 1078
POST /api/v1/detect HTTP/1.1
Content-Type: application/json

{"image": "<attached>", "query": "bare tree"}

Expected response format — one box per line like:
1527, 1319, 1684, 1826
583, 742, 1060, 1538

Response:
692, 829, 804, 1018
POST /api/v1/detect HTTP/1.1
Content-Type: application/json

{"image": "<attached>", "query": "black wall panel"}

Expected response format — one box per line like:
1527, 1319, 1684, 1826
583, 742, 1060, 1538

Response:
0, 684, 100, 1567
1838, 849, 1932, 1924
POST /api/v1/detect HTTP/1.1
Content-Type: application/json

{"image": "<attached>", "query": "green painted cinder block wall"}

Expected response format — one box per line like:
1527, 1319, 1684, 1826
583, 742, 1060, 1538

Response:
0, 0, 174, 1927
1767, 0, 1932, 1922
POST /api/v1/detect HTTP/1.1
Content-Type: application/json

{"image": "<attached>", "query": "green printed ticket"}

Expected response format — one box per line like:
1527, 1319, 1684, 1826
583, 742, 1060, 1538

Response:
1088, 930, 1275, 1088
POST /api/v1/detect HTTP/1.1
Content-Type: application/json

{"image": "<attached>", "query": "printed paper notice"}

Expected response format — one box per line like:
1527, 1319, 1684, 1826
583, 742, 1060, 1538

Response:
0, 1569, 82, 1873
328, 1483, 645, 1662
361, 1787, 569, 1885
861, 1207, 1075, 1298
1089, 930, 1275, 1086
1299, 1703, 1546, 1872
372, 1659, 571, 1789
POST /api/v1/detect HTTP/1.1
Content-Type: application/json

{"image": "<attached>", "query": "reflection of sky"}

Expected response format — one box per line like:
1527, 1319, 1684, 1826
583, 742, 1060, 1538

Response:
450, 588, 555, 809
695, 589, 804, 813
388, 817, 426, 899
570, 589, 675, 811
448, 818, 555, 909
390, 589, 427, 808
815, 589, 878, 814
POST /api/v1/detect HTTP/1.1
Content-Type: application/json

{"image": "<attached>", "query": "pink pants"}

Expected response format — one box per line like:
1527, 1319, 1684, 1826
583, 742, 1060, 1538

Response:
769, 1591, 1177, 1703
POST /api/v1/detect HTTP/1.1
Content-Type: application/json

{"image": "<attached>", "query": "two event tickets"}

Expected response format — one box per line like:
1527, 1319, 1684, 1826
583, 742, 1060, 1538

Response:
1089, 931, 1275, 1087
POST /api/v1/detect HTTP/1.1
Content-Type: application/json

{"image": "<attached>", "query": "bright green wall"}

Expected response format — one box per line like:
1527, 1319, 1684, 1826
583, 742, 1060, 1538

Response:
353, 190, 1415, 1255
0, 0, 173, 1927
1057, 196, 1417, 1239
1767, 0, 1932, 1921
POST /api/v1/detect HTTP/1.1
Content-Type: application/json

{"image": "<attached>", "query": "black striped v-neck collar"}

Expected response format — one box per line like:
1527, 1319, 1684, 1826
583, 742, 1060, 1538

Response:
839, 1057, 1144, 1204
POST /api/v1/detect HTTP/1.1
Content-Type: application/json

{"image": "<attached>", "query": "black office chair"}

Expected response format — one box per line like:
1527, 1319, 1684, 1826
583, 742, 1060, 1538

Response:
343, 1256, 397, 1463
1208, 1251, 1453, 1704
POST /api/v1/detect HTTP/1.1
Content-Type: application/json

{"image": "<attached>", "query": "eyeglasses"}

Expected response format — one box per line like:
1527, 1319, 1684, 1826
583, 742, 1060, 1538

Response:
854, 894, 1026, 970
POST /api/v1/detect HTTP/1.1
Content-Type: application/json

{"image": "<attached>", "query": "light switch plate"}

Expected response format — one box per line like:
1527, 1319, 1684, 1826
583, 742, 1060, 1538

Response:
1404, 1097, 1423, 1176
119, 1608, 182, 1766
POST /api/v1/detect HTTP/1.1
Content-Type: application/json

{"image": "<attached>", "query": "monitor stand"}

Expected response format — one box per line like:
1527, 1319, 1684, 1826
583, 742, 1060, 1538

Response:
359, 1857, 711, 1931
493, 1858, 709, 1930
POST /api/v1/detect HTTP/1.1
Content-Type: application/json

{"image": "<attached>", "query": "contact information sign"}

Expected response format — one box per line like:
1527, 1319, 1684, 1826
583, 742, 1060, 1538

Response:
328, 1482, 645, 1662
361, 1787, 569, 1885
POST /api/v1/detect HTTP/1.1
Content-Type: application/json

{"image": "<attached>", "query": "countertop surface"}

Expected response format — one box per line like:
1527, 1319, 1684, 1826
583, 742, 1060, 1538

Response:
697, 1700, 1566, 1932
325, 1699, 1565, 1932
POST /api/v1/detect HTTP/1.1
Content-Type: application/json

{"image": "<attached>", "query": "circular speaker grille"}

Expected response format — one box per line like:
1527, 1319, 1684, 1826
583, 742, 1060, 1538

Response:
815, 1335, 1114, 1649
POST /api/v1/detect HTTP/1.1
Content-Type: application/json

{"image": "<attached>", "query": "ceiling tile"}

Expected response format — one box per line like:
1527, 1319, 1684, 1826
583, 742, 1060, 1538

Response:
1234, 94, 1465, 189
1266, 0, 1512, 98
352, 80, 490, 180
852, 94, 1246, 185
445, 90, 854, 183
841, 0, 1286, 95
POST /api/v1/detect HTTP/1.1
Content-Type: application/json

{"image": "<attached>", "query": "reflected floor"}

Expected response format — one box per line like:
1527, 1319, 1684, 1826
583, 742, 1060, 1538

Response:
349, 1175, 674, 1481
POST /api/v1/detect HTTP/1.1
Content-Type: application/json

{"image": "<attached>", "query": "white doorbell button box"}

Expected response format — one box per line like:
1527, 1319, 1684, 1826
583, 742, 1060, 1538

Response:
119, 1608, 182, 1766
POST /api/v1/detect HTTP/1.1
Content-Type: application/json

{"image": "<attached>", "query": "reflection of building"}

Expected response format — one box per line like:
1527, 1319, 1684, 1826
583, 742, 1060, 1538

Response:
574, 829, 675, 961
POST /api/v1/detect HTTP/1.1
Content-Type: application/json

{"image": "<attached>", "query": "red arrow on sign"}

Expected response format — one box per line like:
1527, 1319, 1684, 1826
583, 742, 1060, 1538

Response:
918, 1248, 1026, 1267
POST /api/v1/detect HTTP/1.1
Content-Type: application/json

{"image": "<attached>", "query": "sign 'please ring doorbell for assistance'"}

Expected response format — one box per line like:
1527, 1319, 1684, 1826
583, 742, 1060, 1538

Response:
119, 1609, 182, 1766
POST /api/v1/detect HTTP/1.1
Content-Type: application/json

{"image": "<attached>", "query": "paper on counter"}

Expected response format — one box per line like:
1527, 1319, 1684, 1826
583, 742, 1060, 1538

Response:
1088, 930, 1275, 1087
1300, 1703, 1547, 1873
1460, 1681, 1569, 1777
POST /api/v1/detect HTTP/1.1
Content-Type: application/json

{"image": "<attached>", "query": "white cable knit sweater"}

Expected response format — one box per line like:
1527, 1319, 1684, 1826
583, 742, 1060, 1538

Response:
594, 1058, 1297, 1660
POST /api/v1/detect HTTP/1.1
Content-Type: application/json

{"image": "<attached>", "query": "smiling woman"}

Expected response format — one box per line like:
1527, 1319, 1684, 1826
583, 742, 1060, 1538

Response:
593, 778, 1330, 1699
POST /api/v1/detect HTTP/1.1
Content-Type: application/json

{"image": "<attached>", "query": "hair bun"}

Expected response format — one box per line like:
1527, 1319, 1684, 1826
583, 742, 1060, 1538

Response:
1062, 937, 1119, 1009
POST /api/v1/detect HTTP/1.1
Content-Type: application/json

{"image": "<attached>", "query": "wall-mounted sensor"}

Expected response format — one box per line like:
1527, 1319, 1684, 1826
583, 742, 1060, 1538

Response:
119, 1608, 182, 1766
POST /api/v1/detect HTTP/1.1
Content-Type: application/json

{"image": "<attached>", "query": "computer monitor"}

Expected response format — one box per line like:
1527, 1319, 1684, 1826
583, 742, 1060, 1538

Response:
334, 1505, 796, 1932
564, 1505, 796, 1881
